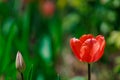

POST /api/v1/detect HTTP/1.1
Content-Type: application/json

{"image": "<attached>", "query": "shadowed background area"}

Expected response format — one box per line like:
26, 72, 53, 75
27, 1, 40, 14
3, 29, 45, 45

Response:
0, 0, 120, 80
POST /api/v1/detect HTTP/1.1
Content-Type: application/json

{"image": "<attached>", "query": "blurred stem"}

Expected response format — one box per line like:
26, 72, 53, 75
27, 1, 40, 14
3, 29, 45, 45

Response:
21, 72, 24, 80
88, 63, 91, 80
17, 71, 24, 80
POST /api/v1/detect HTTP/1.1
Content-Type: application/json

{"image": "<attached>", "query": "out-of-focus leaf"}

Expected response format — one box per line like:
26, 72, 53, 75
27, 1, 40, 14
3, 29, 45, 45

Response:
39, 35, 52, 64
37, 73, 44, 80
113, 56, 120, 73
70, 76, 85, 80
108, 31, 119, 44
106, 11, 116, 22
108, 31, 120, 49
115, 56, 120, 64
114, 65, 120, 74
0, 32, 6, 73
116, 36, 120, 49
68, 0, 90, 14
0, 2, 10, 17
57, 0, 67, 10
2, 21, 17, 72
100, 0, 110, 5
2, 19, 13, 36
5, 62, 16, 79
113, 0, 120, 8
22, 6, 30, 40
49, 18, 62, 57
62, 13, 80, 32
27, 64, 33, 80
68, 0, 86, 10
0, 34, 5, 59
100, 22, 111, 34
13, 0, 21, 13
68, 0, 80, 8
20, 5, 30, 66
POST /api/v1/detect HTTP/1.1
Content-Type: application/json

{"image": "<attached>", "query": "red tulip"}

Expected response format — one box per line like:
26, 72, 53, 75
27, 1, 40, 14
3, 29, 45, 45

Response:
42, 1, 55, 17
70, 34, 105, 63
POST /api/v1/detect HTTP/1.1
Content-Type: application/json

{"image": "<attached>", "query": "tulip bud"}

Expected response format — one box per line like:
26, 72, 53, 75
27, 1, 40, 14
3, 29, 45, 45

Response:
16, 51, 26, 73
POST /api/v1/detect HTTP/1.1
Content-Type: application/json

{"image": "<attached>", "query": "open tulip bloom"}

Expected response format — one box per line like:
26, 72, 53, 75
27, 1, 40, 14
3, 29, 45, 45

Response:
70, 34, 105, 80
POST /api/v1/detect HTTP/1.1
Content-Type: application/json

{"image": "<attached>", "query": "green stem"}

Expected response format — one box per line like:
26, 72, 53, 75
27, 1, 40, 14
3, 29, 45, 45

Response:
21, 72, 24, 80
88, 63, 91, 80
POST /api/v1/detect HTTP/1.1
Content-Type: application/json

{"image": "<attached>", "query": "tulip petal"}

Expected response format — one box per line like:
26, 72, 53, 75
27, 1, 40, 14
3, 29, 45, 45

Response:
80, 46, 91, 62
80, 38, 96, 62
90, 40, 100, 62
70, 38, 82, 61
79, 34, 94, 43
92, 35, 105, 62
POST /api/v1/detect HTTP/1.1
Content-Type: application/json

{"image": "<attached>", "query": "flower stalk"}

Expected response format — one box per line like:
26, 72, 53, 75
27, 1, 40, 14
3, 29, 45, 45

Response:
88, 63, 91, 80
21, 72, 24, 80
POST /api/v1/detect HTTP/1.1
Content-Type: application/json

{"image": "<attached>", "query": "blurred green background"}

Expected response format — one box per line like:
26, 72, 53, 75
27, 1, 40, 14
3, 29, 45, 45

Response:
0, 0, 120, 80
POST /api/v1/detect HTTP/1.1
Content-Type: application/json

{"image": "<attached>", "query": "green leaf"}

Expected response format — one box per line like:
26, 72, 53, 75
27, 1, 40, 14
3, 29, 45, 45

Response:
0, 34, 5, 58
27, 64, 33, 80
2, 21, 17, 72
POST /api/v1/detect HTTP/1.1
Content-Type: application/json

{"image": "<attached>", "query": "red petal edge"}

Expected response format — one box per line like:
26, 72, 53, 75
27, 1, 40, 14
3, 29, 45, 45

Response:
92, 35, 105, 62
70, 38, 82, 61
79, 34, 94, 44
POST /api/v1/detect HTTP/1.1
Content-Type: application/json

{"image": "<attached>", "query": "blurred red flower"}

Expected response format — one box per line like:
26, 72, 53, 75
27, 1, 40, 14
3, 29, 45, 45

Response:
70, 34, 105, 63
42, 1, 55, 17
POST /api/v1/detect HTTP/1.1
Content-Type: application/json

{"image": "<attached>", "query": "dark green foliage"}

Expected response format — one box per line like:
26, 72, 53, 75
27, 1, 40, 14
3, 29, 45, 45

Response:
0, 0, 120, 80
